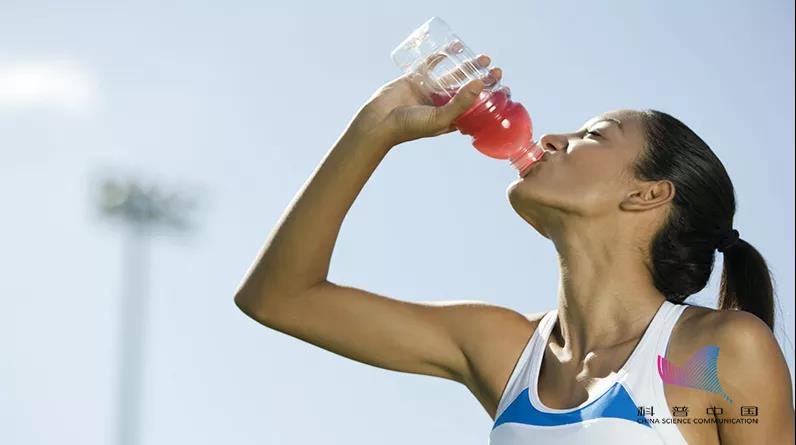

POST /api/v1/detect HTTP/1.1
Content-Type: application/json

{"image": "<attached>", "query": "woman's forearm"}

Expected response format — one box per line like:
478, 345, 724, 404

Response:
233, 72, 487, 318
234, 125, 393, 315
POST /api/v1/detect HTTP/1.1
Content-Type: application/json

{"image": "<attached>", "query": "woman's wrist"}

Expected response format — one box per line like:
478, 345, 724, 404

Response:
340, 120, 395, 156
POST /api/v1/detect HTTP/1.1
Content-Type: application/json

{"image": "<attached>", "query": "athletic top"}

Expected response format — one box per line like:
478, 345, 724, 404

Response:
489, 300, 690, 445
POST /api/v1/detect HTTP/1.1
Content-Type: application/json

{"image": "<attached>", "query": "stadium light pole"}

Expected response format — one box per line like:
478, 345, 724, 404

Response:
97, 178, 196, 445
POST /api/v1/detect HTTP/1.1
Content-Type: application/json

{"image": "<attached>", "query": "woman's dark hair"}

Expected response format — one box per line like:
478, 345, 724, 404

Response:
634, 109, 776, 330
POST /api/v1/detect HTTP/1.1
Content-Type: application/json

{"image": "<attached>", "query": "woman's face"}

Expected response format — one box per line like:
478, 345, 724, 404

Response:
507, 109, 648, 238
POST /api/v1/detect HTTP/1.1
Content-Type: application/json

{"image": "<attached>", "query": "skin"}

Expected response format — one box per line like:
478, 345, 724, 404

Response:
234, 54, 795, 444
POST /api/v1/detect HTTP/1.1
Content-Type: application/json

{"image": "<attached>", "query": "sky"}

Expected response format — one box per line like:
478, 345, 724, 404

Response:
1, 1, 793, 444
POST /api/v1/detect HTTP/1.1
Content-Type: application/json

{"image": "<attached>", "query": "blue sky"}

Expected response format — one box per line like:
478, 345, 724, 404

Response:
1, 1, 793, 444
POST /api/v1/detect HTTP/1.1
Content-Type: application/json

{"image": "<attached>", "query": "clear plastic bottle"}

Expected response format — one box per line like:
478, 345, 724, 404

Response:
391, 17, 545, 175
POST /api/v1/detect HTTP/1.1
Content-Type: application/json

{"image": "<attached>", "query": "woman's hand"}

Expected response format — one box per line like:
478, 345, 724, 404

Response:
349, 54, 503, 148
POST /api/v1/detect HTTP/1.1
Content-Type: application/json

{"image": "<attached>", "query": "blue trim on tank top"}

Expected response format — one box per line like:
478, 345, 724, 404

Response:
493, 381, 650, 429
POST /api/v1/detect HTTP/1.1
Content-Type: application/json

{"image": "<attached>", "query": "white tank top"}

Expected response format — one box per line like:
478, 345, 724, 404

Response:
489, 300, 690, 445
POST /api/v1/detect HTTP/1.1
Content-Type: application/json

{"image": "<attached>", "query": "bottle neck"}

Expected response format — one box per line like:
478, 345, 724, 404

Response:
508, 140, 544, 173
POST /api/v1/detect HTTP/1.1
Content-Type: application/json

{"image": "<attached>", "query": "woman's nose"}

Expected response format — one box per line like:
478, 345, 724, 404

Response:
539, 133, 569, 153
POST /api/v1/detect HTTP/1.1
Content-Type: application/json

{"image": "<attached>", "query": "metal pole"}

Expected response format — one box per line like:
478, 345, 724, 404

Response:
115, 224, 149, 445
97, 178, 196, 445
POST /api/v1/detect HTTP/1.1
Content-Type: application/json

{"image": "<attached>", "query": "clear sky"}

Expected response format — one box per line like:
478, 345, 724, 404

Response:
1, 1, 793, 444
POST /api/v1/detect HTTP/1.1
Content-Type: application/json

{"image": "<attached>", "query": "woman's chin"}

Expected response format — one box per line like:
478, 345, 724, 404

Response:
506, 179, 539, 206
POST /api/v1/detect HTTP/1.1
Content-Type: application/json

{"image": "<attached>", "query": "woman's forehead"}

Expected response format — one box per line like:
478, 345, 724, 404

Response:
583, 109, 639, 127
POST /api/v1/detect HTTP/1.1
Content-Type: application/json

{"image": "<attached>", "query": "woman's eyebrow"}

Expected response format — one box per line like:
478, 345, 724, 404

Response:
596, 118, 624, 132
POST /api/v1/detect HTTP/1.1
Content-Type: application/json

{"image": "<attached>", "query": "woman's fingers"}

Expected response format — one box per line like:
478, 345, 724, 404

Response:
435, 53, 501, 89
411, 44, 503, 109
417, 43, 496, 82
484, 67, 502, 86
433, 78, 486, 128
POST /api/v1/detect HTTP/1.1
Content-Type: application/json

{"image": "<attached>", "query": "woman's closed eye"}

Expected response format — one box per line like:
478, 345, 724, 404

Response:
585, 129, 602, 138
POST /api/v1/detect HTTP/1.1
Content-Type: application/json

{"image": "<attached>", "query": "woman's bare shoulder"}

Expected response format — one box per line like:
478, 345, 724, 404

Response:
675, 303, 770, 338
522, 310, 551, 325
670, 303, 794, 441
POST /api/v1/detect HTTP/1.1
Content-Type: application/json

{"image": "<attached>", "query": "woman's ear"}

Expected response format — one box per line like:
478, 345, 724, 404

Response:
620, 179, 675, 211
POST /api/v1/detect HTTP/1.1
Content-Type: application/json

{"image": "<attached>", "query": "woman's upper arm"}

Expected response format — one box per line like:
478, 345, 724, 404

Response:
236, 279, 532, 385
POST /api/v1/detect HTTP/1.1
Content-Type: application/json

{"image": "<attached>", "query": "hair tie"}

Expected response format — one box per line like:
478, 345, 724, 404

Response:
716, 228, 740, 253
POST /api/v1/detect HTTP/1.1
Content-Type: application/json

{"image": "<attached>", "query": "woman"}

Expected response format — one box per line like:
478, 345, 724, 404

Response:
234, 54, 795, 444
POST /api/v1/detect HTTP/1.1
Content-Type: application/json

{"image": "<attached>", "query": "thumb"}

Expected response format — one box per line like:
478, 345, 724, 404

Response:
434, 79, 485, 125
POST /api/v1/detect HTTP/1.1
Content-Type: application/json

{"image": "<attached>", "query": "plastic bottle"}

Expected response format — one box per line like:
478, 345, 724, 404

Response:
391, 17, 545, 175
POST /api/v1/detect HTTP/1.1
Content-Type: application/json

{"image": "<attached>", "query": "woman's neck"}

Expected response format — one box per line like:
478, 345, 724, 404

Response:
549, 225, 667, 363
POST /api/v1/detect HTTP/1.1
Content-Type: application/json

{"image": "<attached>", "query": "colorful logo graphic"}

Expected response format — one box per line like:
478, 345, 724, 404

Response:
657, 345, 733, 403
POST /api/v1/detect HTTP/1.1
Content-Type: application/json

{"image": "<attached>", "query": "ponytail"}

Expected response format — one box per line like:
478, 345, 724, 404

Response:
718, 239, 776, 330
636, 109, 778, 332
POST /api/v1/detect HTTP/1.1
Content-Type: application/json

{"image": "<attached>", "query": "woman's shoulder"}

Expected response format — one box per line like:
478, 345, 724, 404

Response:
671, 303, 787, 399
676, 303, 772, 341
670, 303, 793, 440
522, 309, 552, 329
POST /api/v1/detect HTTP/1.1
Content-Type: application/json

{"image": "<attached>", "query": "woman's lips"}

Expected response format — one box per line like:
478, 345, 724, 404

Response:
519, 154, 549, 178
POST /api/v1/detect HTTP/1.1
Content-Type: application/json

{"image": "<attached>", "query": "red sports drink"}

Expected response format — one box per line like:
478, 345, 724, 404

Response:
429, 87, 543, 173
392, 17, 545, 175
